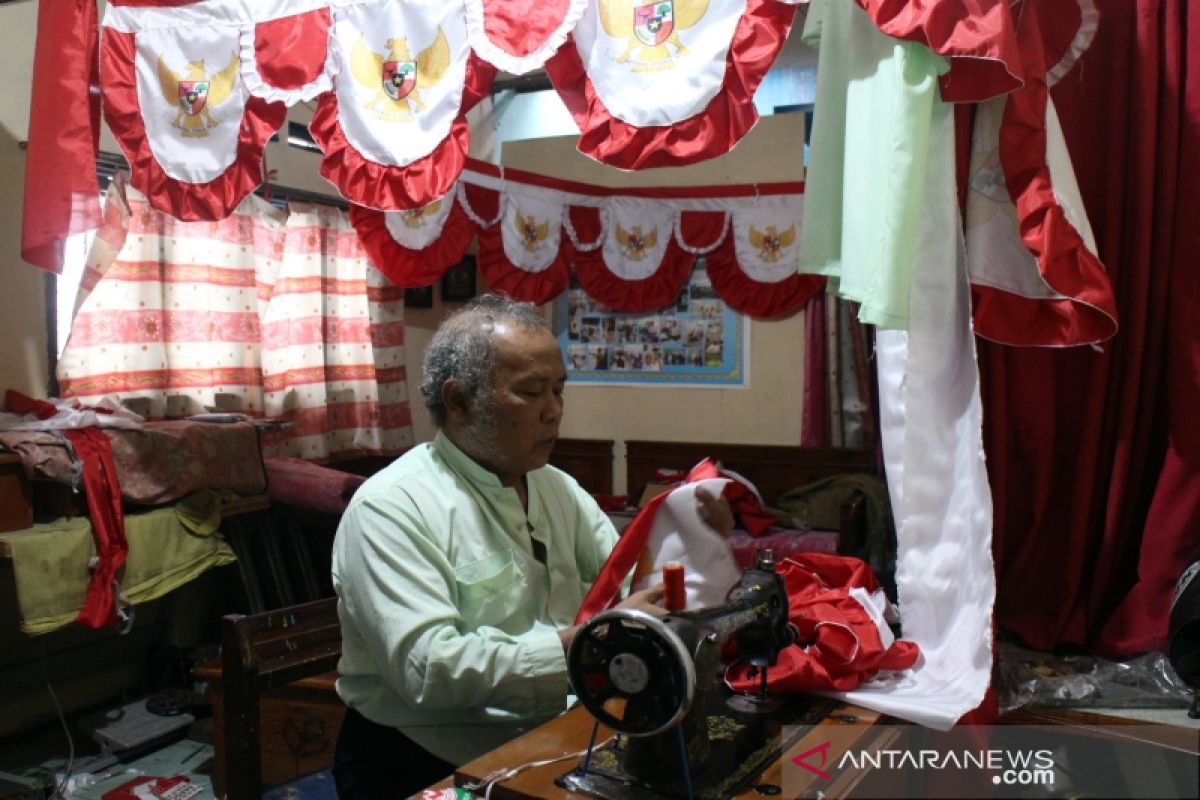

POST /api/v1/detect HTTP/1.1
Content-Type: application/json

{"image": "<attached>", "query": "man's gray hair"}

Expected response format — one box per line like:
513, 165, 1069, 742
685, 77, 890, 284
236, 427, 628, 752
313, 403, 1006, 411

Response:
420, 294, 551, 427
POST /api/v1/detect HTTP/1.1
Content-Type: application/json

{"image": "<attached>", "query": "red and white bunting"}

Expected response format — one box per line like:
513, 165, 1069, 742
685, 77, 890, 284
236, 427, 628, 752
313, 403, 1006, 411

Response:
543, 0, 797, 168
101, 18, 286, 220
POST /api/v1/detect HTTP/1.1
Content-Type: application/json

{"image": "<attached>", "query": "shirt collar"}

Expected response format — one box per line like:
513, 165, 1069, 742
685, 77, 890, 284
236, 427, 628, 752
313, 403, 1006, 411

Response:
432, 429, 505, 490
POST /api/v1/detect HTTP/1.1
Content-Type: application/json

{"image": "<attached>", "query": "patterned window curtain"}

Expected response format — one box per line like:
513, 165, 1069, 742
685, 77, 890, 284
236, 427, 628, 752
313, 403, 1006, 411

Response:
56, 174, 413, 462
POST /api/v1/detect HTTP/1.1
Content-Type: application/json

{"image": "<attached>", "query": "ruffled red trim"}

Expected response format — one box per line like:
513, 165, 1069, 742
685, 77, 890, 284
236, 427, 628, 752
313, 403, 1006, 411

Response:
855, 0, 1024, 103
543, 0, 795, 169
705, 236, 825, 320
983, 6, 1116, 346
476, 220, 573, 305
309, 53, 497, 210
253, 7, 330, 91
350, 199, 475, 288
677, 210, 728, 252
575, 242, 694, 312
100, 29, 286, 221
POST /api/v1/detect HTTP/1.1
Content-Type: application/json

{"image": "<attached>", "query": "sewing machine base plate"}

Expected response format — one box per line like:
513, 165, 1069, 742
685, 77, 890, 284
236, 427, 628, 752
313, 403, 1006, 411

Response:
557, 696, 837, 800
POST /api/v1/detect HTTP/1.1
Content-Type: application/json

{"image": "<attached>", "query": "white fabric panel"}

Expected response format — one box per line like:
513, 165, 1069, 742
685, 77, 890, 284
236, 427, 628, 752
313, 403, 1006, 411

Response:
630, 478, 743, 609
105, 0, 335, 32
330, 1, 470, 167
500, 193, 564, 272
730, 200, 804, 282
382, 192, 458, 248
599, 200, 676, 280
1044, 100, 1099, 254
135, 26, 248, 184
964, 99, 1062, 300
837, 107, 994, 730
571, 0, 747, 126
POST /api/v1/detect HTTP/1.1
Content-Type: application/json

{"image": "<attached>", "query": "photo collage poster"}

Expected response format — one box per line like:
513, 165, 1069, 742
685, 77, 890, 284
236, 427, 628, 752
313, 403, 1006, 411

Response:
555, 259, 747, 385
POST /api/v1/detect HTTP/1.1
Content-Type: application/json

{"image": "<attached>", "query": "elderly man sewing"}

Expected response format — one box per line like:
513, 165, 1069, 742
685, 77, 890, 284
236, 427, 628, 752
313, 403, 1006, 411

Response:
331, 295, 732, 798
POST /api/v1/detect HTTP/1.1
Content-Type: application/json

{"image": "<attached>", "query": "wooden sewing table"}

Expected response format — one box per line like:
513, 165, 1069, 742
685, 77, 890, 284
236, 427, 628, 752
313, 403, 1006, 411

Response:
443, 701, 890, 800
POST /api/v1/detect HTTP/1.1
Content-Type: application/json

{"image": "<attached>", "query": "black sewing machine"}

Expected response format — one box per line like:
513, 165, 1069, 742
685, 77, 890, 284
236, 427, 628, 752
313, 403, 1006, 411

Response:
559, 551, 835, 800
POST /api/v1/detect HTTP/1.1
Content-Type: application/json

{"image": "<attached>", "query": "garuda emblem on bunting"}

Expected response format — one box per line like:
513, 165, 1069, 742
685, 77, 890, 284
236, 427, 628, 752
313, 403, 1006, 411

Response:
603, 0, 708, 66
749, 224, 796, 263
157, 53, 239, 137
351, 29, 450, 119
617, 224, 657, 260
400, 199, 443, 228
517, 211, 551, 252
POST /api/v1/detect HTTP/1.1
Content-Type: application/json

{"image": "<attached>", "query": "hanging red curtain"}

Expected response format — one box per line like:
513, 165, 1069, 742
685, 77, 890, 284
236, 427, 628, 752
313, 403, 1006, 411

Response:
980, 0, 1200, 654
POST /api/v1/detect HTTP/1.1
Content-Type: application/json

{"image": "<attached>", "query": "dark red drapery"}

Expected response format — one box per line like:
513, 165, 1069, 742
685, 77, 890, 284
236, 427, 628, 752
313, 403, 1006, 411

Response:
980, 0, 1200, 654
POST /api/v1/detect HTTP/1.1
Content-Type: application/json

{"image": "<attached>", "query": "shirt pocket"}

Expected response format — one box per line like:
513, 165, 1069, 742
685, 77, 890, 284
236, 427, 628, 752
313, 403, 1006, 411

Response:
454, 548, 524, 629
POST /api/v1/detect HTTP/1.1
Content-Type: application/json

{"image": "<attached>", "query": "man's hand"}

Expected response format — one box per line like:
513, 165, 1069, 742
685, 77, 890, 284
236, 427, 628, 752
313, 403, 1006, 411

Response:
695, 486, 735, 537
615, 584, 667, 617
560, 586, 668, 655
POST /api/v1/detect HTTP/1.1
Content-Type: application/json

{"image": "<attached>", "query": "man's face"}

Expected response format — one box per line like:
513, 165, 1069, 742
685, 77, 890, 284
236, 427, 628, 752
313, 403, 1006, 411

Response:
460, 324, 566, 486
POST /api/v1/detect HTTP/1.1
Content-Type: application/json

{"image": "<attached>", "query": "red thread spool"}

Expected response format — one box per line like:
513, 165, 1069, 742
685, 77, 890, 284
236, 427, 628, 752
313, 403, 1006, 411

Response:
663, 562, 686, 611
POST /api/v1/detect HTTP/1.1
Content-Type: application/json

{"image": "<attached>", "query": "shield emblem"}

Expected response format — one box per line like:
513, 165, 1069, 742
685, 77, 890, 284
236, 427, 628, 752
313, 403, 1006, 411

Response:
382, 60, 417, 101
633, 1, 674, 47
178, 81, 209, 115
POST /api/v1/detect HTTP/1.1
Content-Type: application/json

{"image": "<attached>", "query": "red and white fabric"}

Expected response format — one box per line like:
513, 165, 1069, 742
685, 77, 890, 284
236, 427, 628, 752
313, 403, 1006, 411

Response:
349, 190, 476, 288
416, 160, 814, 314
0, 391, 141, 631
239, 6, 335, 105
964, 2, 1115, 346
725, 553, 921, 694
310, 1, 496, 210
706, 200, 825, 319
544, 0, 798, 168
101, 6, 287, 221
464, 0, 590, 75
56, 180, 414, 462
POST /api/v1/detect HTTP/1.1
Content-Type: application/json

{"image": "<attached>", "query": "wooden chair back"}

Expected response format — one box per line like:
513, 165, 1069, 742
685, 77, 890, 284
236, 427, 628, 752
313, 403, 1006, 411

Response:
220, 597, 342, 799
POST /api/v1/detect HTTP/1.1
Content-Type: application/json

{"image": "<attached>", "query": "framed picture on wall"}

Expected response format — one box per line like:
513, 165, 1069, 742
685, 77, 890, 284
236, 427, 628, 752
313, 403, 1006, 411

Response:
404, 285, 434, 308
441, 256, 477, 302
555, 258, 748, 387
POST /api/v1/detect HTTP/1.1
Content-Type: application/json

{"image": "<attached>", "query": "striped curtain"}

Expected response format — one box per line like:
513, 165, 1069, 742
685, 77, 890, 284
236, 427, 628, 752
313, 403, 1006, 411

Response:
57, 175, 413, 461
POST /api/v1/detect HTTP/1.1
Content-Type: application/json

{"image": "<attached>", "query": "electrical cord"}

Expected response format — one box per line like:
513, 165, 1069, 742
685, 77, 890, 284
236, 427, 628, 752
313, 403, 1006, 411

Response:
39, 639, 75, 800
460, 736, 615, 800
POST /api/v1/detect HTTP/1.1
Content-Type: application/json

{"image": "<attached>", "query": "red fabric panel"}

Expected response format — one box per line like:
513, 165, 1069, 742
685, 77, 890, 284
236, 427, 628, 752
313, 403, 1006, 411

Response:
481, 0, 572, 58
350, 200, 475, 288
21, 0, 101, 273
855, 0, 1024, 102
982, 0, 1200, 654
253, 7, 331, 91
543, 0, 795, 169
725, 554, 920, 694
100, 29, 287, 220
64, 428, 128, 630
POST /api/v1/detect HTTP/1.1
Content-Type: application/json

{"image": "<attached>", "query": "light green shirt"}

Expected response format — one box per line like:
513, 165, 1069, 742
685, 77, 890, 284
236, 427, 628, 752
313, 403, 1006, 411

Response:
331, 431, 618, 764
798, 0, 950, 329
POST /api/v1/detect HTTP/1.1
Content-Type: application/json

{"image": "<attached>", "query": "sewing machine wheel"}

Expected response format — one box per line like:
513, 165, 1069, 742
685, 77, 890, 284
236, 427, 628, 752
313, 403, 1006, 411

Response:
568, 609, 695, 737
